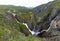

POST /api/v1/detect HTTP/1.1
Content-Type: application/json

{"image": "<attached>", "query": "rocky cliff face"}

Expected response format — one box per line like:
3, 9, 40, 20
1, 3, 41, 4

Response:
33, 0, 60, 41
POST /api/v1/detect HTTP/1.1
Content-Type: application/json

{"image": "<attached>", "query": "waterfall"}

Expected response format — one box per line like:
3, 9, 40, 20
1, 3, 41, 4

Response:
12, 13, 54, 36
40, 20, 54, 33
22, 23, 40, 35
12, 13, 40, 35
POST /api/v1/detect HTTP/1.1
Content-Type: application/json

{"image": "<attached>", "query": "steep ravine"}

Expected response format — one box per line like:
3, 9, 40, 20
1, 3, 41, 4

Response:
0, 0, 60, 41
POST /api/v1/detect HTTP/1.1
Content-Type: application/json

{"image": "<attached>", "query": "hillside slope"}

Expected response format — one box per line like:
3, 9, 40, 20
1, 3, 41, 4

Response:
0, 5, 41, 41
0, 0, 60, 41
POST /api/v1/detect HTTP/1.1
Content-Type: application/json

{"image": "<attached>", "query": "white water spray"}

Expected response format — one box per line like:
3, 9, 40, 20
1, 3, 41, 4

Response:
12, 13, 40, 35
12, 13, 52, 36
39, 20, 54, 33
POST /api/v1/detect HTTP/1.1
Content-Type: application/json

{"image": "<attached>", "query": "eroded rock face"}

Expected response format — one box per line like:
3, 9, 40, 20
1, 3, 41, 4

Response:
41, 10, 60, 41
34, 8, 60, 36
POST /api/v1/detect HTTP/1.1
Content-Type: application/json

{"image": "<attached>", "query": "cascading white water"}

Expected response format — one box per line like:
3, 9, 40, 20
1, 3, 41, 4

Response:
12, 13, 40, 35
22, 23, 40, 35
12, 13, 53, 36
39, 20, 55, 33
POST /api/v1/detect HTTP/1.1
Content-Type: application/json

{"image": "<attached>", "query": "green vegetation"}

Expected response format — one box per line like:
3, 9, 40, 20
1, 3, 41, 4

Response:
0, 5, 41, 41
0, 0, 60, 41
